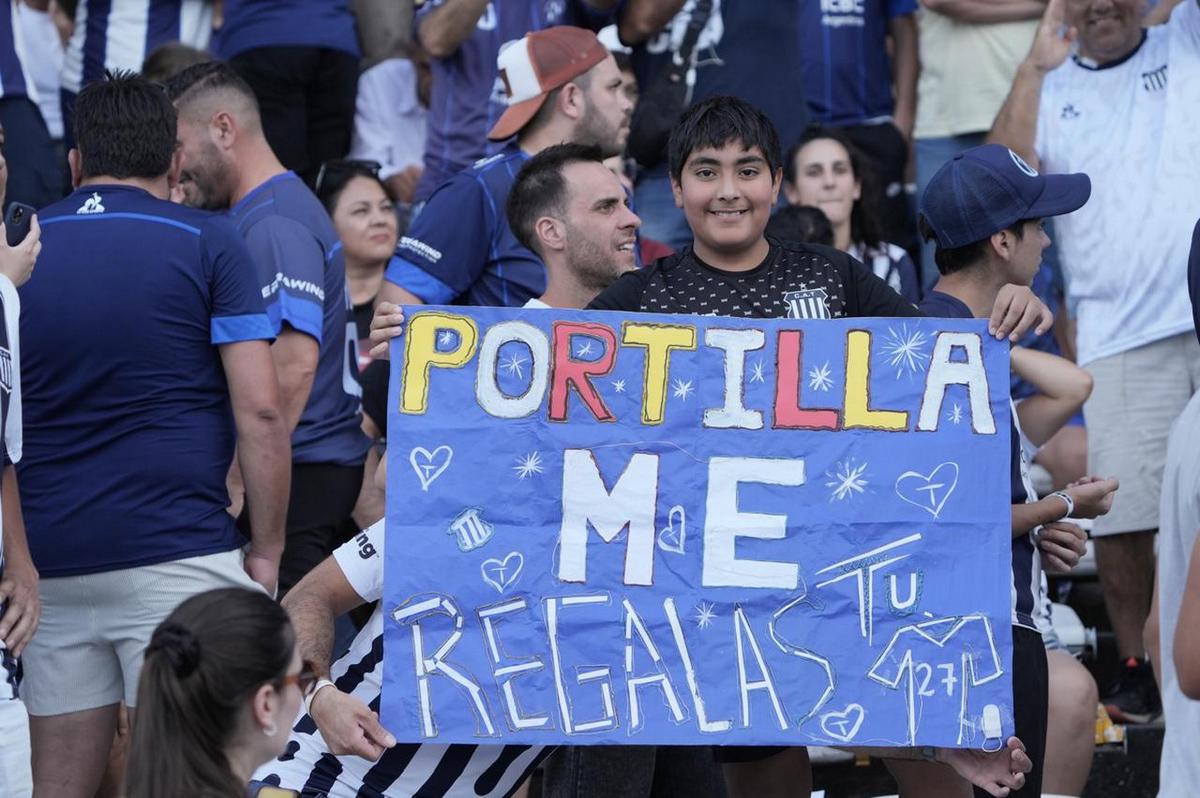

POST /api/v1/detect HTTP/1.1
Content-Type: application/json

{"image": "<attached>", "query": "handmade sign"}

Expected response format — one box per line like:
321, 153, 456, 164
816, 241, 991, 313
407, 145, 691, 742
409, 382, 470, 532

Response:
384, 307, 1014, 749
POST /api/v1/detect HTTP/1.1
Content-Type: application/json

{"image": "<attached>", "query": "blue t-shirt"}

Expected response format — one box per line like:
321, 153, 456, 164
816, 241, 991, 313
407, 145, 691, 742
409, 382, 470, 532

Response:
19, 185, 274, 578
414, 0, 598, 202
920, 290, 1038, 629
215, 0, 359, 59
388, 146, 541, 308
0, 0, 32, 100
799, 0, 916, 126
228, 173, 370, 467
631, 0, 811, 157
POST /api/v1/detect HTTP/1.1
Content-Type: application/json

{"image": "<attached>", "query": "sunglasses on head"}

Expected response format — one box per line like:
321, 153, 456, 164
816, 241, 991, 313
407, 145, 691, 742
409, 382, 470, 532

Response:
314, 159, 383, 196
278, 659, 320, 695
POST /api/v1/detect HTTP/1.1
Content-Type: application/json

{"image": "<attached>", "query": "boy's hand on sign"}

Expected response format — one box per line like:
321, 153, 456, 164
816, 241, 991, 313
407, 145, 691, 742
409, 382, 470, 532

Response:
310, 685, 398, 761
938, 736, 1032, 797
368, 302, 406, 360
1065, 475, 1119, 519
989, 284, 1053, 342
1038, 520, 1088, 574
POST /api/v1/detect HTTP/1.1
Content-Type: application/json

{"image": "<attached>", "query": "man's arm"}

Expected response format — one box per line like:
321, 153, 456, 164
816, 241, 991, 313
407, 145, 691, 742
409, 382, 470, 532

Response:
618, 0, 687, 45
1144, 0, 1185, 26
417, 0, 490, 58
1174, 534, 1200, 699
282, 550, 397, 759
889, 13, 919, 142
987, 0, 1075, 167
0, 466, 38, 658
272, 328, 319, 433
921, 0, 1047, 24
354, 0, 414, 68
220, 340, 290, 596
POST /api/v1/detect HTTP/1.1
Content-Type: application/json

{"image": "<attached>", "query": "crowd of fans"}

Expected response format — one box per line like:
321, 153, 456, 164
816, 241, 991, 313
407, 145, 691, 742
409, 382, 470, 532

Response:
0, 0, 1198, 797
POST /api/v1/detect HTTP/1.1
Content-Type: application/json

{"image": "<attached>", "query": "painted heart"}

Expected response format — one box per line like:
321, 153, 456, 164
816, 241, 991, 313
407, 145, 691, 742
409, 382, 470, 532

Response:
410, 445, 453, 491
820, 703, 865, 743
481, 552, 524, 593
895, 462, 960, 518
657, 505, 687, 555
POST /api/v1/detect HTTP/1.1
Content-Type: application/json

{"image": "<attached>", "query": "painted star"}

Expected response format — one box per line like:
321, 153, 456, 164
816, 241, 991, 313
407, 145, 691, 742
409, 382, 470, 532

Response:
513, 451, 544, 480
750, 360, 766, 383
501, 352, 527, 378
671, 378, 694, 401
437, 330, 456, 348
694, 601, 718, 630
949, 402, 964, 425
825, 459, 869, 502
575, 339, 595, 358
612, 379, 627, 394
808, 361, 833, 392
882, 323, 930, 378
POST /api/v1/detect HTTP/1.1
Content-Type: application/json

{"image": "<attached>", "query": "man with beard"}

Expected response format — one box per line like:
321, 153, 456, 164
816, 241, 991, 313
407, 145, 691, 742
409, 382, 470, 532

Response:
166, 61, 371, 596
379, 25, 634, 311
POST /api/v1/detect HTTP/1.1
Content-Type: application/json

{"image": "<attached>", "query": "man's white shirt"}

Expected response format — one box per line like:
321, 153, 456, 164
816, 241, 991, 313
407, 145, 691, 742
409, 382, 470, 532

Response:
1034, 0, 1200, 365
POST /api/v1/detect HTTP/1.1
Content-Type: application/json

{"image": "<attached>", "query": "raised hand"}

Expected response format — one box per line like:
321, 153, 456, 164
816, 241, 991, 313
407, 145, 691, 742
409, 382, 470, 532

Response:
1027, 0, 1077, 74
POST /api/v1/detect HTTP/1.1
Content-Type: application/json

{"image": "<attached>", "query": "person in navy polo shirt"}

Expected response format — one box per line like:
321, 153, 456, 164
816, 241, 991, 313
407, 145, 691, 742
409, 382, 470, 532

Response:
168, 61, 372, 596
15, 71, 290, 797
216, 0, 360, 185
918, 144, 1119, 797
382, 25, 633, 310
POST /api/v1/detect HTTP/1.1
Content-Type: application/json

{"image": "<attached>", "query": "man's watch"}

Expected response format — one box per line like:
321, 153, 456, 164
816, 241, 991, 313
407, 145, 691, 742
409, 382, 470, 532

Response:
304, 678, 338, 716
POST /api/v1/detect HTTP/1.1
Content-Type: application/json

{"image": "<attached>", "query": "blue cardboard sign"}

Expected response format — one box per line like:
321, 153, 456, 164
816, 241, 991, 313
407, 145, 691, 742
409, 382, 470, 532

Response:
384, 307, 1014, 748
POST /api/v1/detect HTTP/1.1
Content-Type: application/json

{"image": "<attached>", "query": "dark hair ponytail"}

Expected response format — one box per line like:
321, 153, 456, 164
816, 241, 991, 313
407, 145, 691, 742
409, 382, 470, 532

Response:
126, 588, 294, 798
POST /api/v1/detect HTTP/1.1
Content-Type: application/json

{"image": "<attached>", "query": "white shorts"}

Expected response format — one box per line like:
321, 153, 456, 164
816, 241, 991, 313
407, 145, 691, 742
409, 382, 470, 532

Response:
1084, 332, 1200, 536
21, 549, 262, 716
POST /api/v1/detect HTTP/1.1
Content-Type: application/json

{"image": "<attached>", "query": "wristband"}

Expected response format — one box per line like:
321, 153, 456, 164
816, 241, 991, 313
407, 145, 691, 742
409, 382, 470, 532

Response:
1050, 490, 1074, 518
304, 678, 337, 716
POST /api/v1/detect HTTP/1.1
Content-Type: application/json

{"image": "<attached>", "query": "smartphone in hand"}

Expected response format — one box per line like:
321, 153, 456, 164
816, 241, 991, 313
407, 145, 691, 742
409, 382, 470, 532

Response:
4, 202, 35, 247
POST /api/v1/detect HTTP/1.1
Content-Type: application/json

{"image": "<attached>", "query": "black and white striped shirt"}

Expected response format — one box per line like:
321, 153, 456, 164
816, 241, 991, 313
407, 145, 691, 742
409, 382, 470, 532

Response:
254, 521, 551, 797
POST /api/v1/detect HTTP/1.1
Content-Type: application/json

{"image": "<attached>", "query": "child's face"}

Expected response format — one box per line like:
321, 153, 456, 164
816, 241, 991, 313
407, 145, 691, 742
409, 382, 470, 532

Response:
672, 142, 781, 262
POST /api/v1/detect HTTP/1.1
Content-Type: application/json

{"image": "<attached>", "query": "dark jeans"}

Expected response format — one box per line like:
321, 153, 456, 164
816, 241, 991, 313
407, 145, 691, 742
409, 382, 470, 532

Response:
230, 46, 358, 186
0, 97, 66, 210
541, 745, 727, 798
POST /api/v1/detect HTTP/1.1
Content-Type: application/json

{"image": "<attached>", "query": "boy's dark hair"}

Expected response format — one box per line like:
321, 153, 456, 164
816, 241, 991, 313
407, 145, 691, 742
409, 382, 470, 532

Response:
786, 127, 886, 250
919, 215, 1026, 276
766, 205, 834, 247
164, 59, 260, 116
73, 70, 177, 180
506, 143, 605, 255
667, 95, 782, 184
142, 43, 210, 85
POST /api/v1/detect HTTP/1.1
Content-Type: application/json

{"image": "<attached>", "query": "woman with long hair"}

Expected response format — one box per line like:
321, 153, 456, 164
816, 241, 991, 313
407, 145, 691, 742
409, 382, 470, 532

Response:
126, 588, 313, 798
784, 127, 922, 303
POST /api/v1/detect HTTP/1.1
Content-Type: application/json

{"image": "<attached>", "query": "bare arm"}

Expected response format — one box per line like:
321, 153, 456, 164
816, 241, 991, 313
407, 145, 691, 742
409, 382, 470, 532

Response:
221, 340, 291, 596
1144, 0, 1185, 26
350, 416, 386, 529
921, 0, 1047, 24
0, 466, 38, 657
987, 0, 1076, 167
1011, 346, 1092, 447
417, 0, 490, 59
618, 0, 687, 45
1012, 476, 1118, 537
272, 328, 318, 433
353, 0, 415, 68
1175, 534, 1200, 698
889, 14, 919, 141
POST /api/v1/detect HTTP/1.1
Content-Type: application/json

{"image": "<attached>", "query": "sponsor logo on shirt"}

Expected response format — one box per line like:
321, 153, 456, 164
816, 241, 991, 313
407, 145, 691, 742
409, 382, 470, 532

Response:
261, 272, 326, 303
821, 0, 865, 27
75, 192, 105, 215
1060, 103, 1081, 120
784, 288, 831, 320
399, 236, 444, 264
1141, 64, 1167, 92
544, 0, 565, 21
0, 348, 12, 394
356, 532, 378, 559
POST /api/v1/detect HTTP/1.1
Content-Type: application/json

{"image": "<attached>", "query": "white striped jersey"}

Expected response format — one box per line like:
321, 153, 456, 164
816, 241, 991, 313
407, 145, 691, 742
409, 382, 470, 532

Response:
0, 0, 38, 102
60, 0, 212, 95
254, 521, 552, 797
0, 276, 24, 702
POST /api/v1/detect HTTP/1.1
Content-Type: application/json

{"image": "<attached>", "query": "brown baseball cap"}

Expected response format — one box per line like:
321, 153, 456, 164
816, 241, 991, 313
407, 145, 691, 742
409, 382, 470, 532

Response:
487, 26, 608, 142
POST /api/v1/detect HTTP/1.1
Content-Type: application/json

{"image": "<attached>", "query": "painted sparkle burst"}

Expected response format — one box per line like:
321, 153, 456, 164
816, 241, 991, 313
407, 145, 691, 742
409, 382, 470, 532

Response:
949, 402, 964, 425
825, 459, 869, 502
808, 361, 833, 392
672, 378, 695, 401
513, 451, 544, 480
575, 339, 595, 358
694, 601, 718, 630
500, 352, 527, 378
750, 360, 767, 383
612, 379, 627, 393
882, 323, 930, 378
437, 330, 456, 348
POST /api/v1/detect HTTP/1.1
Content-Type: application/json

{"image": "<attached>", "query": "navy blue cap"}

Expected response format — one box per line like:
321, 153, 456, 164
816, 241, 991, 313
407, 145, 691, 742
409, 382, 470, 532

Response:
919, 144, 1091, 249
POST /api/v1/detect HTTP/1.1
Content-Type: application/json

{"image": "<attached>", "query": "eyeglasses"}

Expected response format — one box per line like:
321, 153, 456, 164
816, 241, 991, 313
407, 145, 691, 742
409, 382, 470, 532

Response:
314, 158, 383, 196
278, 659, 319, 695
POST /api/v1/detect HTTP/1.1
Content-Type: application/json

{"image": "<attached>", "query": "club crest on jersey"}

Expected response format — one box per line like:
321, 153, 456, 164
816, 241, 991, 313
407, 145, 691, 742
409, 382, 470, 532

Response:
76, 192, 105, 215
784, 288, 831, 320
0, 348, 12, 394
